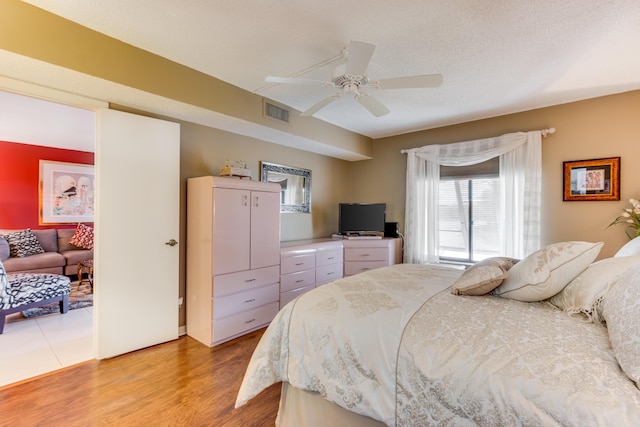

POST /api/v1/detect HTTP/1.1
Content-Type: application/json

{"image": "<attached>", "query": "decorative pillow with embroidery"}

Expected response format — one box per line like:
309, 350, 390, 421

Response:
69, 223, 94, 250
493, 241, 603, 302
602, 263, 640, 389
548, 255, 640, 323
451, 257, 520, 296
2, 229, 45, 258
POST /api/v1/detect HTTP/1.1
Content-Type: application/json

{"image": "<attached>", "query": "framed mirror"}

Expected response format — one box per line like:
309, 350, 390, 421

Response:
260, 161, 311, 213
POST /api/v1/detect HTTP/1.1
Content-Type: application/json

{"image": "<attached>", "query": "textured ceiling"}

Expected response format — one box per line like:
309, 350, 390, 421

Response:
14, 0, 640, 140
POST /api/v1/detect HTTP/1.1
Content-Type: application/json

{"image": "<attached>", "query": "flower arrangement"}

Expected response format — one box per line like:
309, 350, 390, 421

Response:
608, 198, 640, 240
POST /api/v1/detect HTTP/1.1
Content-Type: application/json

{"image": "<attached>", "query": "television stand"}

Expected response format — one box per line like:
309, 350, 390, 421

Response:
332, 232, 383, 240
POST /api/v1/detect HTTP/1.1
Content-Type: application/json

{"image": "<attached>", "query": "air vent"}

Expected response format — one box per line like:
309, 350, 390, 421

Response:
264, 100, 289, 123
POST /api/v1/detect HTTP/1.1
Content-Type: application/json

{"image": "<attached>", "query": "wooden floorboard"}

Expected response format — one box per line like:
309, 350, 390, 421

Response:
0, 328, 280, 426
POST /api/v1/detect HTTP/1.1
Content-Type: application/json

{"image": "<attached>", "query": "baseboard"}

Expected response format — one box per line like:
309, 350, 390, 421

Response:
178, 325, 186, 336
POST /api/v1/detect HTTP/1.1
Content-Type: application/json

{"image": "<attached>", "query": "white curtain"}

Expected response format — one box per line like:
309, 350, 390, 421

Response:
403, 131, 542, 264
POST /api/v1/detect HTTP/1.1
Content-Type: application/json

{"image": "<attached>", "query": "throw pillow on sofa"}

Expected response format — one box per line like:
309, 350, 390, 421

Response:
2, 229, 45, 258
69, 223, 94, 250
0, 237, 9, 261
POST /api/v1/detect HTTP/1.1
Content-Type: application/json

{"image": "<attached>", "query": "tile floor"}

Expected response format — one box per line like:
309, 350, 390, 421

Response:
0, 306, 94, 387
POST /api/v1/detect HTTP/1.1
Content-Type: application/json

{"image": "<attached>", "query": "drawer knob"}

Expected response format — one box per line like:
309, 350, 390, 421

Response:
244, 298, 256, 303
244, 278, 256, 283
295, 279, 304, 283
295, 262, 304, 266
245, 318, 256, 324
361, 254, 371, 257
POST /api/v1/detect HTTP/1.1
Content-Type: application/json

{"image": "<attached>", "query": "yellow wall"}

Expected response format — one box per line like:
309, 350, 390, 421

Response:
354, 90, 640, 259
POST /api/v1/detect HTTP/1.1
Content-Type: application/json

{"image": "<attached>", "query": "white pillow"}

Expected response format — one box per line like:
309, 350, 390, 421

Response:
493, 241, 603, 302
548, 255, 640, 323
602, 264, 640, 388
614, 236, 640, 257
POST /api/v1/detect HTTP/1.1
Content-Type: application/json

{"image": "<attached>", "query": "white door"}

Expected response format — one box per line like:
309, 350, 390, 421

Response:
94, 108, 180, 359
250, 190, 281, 269
213, 187, 251, 275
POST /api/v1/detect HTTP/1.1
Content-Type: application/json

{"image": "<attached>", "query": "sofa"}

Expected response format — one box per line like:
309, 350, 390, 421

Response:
0, 228, 93, 277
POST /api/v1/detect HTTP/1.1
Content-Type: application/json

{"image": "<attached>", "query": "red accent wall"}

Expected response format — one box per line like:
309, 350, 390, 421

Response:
0, 141, 94, 230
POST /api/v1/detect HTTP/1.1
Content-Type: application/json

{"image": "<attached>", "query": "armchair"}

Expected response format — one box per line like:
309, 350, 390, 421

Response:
0, 260, 71, 334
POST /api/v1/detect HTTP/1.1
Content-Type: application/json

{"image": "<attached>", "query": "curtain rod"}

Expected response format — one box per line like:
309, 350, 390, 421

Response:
401, 127, 556, 154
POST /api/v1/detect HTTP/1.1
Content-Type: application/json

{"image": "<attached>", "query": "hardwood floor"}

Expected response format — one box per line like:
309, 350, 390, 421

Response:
0, 328, 281, 426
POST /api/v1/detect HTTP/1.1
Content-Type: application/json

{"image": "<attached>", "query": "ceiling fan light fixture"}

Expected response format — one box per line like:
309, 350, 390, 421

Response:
267, 39, 442, 118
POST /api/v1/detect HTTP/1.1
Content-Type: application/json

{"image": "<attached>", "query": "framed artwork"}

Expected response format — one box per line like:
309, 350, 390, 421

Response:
563, 157, 620, 201
39, 160, 95, 224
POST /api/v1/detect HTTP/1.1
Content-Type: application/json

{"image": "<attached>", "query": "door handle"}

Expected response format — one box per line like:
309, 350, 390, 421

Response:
165, 239, 178, 246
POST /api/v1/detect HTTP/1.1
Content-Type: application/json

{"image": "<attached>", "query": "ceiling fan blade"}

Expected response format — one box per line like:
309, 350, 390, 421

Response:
345, 40, 375, 76
300, 94, 341, 116
376, 74, 443, 90
356, 94, 390, 117
265, 76, 331, 86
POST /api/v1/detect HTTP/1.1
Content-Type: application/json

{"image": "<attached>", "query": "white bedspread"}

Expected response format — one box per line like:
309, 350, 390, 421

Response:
236, 264, 640, 426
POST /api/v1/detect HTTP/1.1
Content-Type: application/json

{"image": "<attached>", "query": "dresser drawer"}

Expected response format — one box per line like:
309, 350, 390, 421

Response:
280, 285, 314, 308
316, 263, 343, 285
214, 265, 279, 297
344, 247, 389, 262
344, 260, 389, 276
213, 301, 279, 344
280, 269, 316, 292
280, 253, 316, 275
214, 282, 279, 319
315, 249, 343, 267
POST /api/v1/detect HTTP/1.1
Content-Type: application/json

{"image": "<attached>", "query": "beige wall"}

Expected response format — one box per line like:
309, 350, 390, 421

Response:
354, 90, 640, 260
179, 121, 352, 242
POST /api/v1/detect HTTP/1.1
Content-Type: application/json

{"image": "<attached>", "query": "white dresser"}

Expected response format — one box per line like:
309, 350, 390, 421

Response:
279, 239, 344, 308
342, 237, 402, 276
186, 176, 281, 347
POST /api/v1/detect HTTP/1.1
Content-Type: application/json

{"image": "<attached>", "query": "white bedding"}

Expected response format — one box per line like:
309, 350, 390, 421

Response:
236, 264, 640, 426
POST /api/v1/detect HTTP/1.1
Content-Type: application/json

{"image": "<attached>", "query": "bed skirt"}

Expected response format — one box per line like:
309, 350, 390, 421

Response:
276, 382, 387, 427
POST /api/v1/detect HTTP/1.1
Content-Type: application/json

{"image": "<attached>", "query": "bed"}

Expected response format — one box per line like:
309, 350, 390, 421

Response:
235, 241, 640, 426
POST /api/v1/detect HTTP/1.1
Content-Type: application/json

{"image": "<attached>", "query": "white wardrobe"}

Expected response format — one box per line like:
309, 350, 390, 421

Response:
186, 176, 281, 347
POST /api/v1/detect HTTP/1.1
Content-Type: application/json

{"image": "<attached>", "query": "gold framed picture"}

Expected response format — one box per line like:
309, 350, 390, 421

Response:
563, 157, 620, 201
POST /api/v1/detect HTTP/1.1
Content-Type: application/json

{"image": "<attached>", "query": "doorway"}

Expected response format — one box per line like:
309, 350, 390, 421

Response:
0, 85, 181, 384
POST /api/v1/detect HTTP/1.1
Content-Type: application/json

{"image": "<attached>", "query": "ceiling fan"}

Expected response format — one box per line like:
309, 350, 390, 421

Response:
265, 40, 443, 117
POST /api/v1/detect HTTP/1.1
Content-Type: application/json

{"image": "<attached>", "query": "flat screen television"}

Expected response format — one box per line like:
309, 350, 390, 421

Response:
338, 203, 386, 235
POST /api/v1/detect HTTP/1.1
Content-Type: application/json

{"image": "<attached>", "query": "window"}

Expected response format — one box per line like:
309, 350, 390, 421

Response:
438, 165, 500, 263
